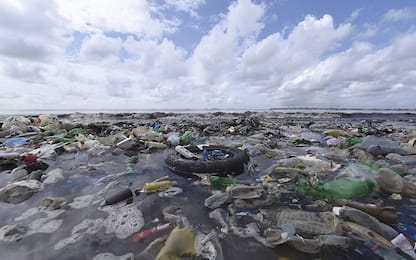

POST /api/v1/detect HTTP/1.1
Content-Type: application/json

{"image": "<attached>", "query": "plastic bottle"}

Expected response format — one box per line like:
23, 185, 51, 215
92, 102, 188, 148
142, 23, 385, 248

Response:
29, 171, 43, 181
179, 131, 193, 145
209, 176, 239, 189
203, 148, 209, 161
391, 233, 416, 259
316, 177, 374, 200
104, 188, 133, 205
0, 152, 21, 159
334, 199, 398, 224
116, 137, 136, 149
339, 206, 398, 240
296, 178, 374, 200
131, 223, 173, 242
144, 181, 176, 193
347, 137, 362, 146
386, 153, 416, 166
175, 146, 197, 159
145, 141, 167, 149
67, 128, 84, 137
167, 134, 179, 146
364, 240, 407, 260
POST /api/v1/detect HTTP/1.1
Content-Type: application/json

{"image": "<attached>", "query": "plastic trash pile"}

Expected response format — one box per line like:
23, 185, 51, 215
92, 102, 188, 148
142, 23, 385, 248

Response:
1, 112, 416, 259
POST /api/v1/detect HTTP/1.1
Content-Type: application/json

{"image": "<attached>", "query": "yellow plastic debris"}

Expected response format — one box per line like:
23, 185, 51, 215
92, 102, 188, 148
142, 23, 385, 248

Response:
144, 181, 176, 193
156, 227, 195, 260
262, 175, 274, 182
324, 129, 346, 137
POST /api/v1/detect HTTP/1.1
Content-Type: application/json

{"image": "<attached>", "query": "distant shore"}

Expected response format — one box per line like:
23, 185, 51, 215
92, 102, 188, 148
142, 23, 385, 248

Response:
1, 108, 416, 116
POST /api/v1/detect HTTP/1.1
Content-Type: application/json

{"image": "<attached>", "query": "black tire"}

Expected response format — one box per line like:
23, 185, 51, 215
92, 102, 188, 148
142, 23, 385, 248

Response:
165, 145, 249, 178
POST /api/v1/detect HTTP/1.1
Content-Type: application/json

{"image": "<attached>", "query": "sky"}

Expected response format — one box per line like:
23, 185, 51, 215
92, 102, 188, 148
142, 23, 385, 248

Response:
0, 0, 416, 110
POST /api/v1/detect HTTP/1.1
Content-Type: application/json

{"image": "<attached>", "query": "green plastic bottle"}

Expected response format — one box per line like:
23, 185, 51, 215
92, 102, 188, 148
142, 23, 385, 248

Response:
315, 177, 374, 200
209, 176, 239, 189
296, 177, 374, 200
179, 131, 193, 145
347, 137, 362, 146
365, 163, 383, 170
67, 128, 84, 137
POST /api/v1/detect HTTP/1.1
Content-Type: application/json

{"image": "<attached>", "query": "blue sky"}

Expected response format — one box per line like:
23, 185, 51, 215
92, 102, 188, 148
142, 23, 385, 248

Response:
0, 0, 415, 110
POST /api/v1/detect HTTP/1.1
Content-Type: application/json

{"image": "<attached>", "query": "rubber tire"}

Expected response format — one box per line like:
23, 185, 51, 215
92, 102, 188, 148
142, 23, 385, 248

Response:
165, 145, 249, 178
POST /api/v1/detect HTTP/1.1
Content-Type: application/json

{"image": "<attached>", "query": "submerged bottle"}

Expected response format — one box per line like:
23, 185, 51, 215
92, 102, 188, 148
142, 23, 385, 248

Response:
209, 176, 239, 189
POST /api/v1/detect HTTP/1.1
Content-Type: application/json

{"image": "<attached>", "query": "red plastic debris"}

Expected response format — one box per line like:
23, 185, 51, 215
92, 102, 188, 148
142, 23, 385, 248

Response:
24, 154, 38, 163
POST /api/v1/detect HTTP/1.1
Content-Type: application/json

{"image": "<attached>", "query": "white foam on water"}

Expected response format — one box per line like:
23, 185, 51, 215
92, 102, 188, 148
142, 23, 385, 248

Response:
0, 224, 28, 241
28, 218, 63, 234
54, 204, 144, 250
1, 208, 65, 242
15, 207, 40, 221
54, 218, 105, 250
100, 204, 144, 239
69, 194, 97, 209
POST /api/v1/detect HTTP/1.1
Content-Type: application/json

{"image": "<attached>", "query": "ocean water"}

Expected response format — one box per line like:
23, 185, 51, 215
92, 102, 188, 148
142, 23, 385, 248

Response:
1, 108, 416, 115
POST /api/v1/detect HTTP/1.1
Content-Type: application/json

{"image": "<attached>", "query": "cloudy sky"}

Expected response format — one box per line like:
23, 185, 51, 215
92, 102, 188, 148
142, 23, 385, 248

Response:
0, 0, 415, 110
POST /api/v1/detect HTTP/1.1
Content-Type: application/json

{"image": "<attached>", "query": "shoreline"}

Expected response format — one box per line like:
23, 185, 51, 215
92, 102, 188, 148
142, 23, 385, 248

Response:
1, 108, 416, 116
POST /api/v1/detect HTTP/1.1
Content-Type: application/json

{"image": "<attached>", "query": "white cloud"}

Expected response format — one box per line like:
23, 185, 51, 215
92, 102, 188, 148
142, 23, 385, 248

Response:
79, 33, 123, 63
164, 0, 205, 17
269, 32, 416, 108
383, 8, 416, 22
356, 23, 378, 39
0, 0, 415, 110
346, 8, 361, 23
238, 14, 351, 92
55, 0, 175, 38
189, 0, 264, 92
124, 37, 187, 80
0, 0, 69, 61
